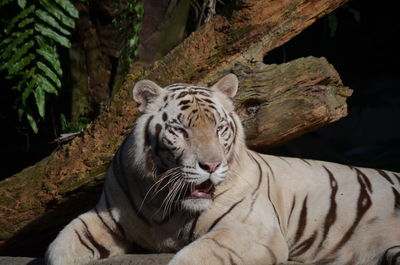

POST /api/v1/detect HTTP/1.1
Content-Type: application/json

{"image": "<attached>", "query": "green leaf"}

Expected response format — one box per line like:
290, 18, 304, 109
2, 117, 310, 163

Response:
35, 74, 58, 95
0, 29, 34, 60
36, 47, 62, 75
26, 113, 38, 133
37, 61, 61, 87
54, 0, 79, 18
35, 35, 63, 75
6, 5, 35, 34
134, 2, 144, 18
22, 75, 36, 105
10, 54, 35, 76
128, 35, 138, 48
35, 23, 71, 48
60, 113, 69, 132
18, 17, 34, 28
17, 0, 26, 8
35, 9, 71, 36
34, 86, 46, 118
39, 0, 75, 28
3, 42, 35, 75
18, 108, 24, 121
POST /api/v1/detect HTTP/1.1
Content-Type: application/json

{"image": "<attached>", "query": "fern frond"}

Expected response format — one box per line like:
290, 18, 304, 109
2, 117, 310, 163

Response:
35, 9, 71, 36
39, 0, 75, 28
5, 4, 35, 34
53, 0, 79, 18
35, 23, 71, 47
0, 0, 78, 133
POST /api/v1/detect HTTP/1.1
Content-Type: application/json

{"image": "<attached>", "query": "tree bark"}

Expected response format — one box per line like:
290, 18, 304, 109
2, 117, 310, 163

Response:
0, 0, 350, 256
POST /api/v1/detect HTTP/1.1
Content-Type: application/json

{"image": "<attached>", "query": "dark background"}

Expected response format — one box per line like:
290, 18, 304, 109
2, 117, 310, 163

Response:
265, 0, 400, 172
0, 0, 399, 181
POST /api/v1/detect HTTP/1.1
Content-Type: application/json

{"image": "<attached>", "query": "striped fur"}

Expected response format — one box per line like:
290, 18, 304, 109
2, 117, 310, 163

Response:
46, 74, 400, 265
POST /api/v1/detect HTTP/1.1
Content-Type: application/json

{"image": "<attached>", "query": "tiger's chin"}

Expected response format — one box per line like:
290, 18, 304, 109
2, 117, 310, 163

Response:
181, 198, 213, 212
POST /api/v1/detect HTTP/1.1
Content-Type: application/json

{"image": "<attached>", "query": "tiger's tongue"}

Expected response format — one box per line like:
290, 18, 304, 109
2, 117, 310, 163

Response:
190, 189, 212, 199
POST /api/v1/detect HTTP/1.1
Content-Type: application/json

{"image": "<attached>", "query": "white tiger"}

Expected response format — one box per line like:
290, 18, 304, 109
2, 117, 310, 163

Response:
46, 74, 400, 265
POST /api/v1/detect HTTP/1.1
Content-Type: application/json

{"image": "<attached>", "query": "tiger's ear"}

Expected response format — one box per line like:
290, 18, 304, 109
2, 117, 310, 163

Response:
133, 80, 163, 112
211, 73, 238, 98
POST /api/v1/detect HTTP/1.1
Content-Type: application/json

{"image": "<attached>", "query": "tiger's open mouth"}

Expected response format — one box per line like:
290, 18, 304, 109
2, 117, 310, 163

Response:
185, 179, 215, 200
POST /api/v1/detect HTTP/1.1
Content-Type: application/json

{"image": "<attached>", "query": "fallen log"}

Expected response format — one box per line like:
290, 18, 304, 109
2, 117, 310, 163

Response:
0, 0, 350, 257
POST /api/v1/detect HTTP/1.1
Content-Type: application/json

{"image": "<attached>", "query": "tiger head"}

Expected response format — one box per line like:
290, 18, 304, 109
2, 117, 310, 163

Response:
132, 74, 244, 213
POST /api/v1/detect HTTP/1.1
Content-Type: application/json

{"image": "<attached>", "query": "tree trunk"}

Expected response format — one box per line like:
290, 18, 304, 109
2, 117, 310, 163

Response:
0, 0, 350, 257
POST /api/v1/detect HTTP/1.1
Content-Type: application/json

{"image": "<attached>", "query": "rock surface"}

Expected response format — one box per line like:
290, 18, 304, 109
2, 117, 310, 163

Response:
0, 254, 174, 265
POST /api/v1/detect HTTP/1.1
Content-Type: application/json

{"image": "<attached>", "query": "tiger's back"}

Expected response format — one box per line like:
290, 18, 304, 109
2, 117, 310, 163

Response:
258, 155, 400, 264
46, 74, 400, 265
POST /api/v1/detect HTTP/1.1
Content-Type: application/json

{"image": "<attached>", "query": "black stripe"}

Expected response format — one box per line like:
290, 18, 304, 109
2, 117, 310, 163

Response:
377, 169, 394, 185
189, 214, 200, 242
176, 91, 189, 99
255, 153, 275, 181
290, 230, 318, 257
168, 85, 186, 91
243, 192, 260, 221
95, 206, 114, 235
179, 99, 191, 105
287, 195, 296, 227
196, 91, 211, 97
79, 218, 110, 258
181, 105, 190, 110
227, 115, 238, 164
162, 112, 168, 121
331, 169, 372, 252
293, 196, 308, 244
392, 187, 400, 210
214, 188, 229, 199
248, 152, 262, 196
393, 173, 400, 185
208, 197, 245, 232
354, 168, 372, 193
300, 158, 312, 166
207, 238, 244, 263
255, 152, 282, 235
75, 229, 95, 256
103, 189, 127, 238
278, 156, 291, 166
143, 115, 154, 151
317, 166, 338, 250
201, 98, 214, 104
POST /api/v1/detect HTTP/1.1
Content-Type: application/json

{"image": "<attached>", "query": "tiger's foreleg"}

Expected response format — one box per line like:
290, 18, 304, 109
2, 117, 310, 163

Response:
169, 224, 288, 265
45, 208, 129, 265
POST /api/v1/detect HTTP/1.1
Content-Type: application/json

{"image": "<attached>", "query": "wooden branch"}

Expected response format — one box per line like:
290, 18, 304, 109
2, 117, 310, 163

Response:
233, 57, 352, 148
0, 0, 350, 256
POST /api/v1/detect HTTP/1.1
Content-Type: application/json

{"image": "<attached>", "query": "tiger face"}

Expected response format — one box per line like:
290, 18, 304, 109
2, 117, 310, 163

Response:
133, 74, 242, 213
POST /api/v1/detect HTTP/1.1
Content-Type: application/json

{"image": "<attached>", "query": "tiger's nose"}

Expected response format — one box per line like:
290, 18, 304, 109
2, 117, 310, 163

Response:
198, 161, 221, 173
